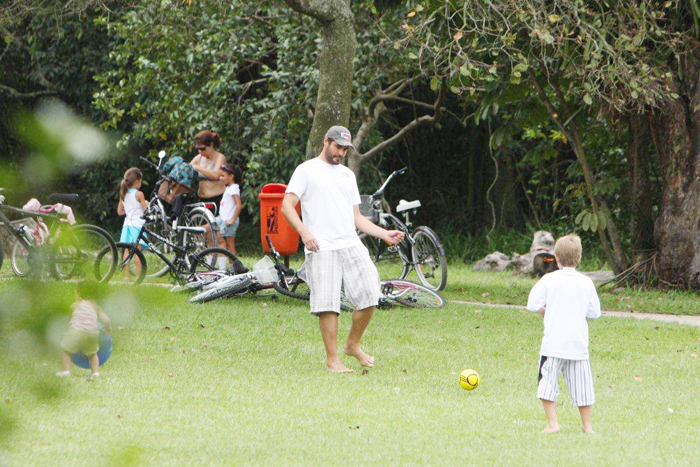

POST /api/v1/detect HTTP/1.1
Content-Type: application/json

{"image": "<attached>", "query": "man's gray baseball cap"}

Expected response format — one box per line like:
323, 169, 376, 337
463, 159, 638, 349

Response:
325, 125, 355, 150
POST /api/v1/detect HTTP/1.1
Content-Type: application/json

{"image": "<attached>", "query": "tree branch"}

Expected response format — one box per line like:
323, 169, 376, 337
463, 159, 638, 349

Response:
356, 84, 445, 164
0, 84, 59, 100
282, 0, 348, 23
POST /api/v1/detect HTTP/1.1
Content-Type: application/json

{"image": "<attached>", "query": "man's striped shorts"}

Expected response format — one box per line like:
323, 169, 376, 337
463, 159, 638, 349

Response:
537, 356, 595, 406
305, 244, 380, 315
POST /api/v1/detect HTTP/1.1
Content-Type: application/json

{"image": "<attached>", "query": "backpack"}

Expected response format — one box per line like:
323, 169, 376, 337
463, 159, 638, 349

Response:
158, 156, 195, 203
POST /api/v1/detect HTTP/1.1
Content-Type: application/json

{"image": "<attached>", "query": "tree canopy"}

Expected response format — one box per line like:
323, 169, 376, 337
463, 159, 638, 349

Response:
3, 0, 700, 286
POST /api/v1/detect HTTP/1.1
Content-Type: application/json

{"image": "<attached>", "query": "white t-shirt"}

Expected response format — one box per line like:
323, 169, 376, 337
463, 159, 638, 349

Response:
286, 158, 362, 252
219, 183, 240, 222
526, 268, 601, 360
123, 189, 145, 228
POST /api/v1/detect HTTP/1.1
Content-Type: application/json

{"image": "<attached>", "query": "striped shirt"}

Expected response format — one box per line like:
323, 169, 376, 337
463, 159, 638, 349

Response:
69, 300, 99, 334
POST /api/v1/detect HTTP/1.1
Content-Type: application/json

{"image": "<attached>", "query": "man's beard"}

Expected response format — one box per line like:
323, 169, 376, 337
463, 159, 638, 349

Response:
324, 150, 343, 165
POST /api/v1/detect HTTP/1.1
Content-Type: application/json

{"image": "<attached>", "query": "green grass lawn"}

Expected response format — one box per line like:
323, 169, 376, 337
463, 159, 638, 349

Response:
1, 269, 699, 465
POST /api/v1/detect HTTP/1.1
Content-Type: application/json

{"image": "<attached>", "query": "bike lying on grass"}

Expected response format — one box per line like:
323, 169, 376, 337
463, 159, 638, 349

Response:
186, 235, 445, 308
274, 273, 447, 310
0, 189, 118, 282
187, 236, 297, 303
359, 167, 448, 291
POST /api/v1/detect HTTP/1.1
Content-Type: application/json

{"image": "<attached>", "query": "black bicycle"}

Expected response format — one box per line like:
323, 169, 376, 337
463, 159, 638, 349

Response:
358, 168, 448, 291
139, 151, 217, 278
110, 210, 236, 284
0, 189, 118, 282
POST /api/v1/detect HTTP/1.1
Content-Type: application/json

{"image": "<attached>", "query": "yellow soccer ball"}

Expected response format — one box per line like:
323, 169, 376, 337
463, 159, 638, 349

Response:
459, 369, 480, 390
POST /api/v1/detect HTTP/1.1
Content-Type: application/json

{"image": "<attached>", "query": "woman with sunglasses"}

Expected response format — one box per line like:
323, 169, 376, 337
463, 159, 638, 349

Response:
190, 130, 227, 213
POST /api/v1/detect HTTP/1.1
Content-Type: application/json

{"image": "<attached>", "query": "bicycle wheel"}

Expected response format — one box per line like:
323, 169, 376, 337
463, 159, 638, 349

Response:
189, 247, 238, 275
51, 225, 118, 283
189, 276, 253, 303
115, 243, 147, 285
144, 200, 173, 278
380, 280, 445, 308
359, 231, 409, 281
411, 226, 448, 291
185, 209, 216, 252
11, 241, 32, 277
273, 274, 311, 301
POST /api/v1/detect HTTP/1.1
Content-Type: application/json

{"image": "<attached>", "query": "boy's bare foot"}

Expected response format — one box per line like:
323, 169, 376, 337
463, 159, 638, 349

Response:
327, 361, 353, 373
582, 427, 595, 434
343, 345, 374, 367
542, 425, 561, 434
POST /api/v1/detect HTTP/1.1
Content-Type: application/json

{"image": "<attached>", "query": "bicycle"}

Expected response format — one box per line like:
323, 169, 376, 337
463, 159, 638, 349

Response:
358, 167, 448, 291
139, 151, 217, 277
188, 235, 296, 303
273, 273, 446, 309
0, 189, 118, 282
110, 210, 237, 284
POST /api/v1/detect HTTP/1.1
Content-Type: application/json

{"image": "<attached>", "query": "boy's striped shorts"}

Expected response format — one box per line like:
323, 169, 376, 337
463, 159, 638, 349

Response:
537, 356, 595, 407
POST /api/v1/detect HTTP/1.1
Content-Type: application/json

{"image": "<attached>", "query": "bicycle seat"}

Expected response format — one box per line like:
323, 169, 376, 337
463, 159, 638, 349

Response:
176, 226, 206, 234
396, 199, 421, 213
48, 193, 79, 204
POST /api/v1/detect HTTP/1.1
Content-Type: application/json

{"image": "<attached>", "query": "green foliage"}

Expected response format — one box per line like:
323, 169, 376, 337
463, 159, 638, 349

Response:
404, 0, 692, 112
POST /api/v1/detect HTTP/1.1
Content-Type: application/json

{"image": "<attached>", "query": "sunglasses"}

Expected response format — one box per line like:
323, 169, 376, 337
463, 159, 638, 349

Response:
195, 146, 207, 152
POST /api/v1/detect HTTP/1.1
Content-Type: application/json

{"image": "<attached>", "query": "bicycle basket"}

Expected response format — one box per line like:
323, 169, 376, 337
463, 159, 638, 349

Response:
359, 195, 378, 223
253, 256, 277, 284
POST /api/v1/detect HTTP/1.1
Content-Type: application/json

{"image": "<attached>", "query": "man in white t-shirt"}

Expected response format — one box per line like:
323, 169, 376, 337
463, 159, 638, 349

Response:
282, 125, 405, 373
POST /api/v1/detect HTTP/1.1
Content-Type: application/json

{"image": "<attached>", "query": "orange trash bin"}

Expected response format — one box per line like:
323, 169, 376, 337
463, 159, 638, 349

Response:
258, 183, 301, 255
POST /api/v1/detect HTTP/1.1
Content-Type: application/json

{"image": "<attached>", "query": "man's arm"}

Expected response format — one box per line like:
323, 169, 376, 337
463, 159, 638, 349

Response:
354, 207, 404, 245
281, 193, 319, 252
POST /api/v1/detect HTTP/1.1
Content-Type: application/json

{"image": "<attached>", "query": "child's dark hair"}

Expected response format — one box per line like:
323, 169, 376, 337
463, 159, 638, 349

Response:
222, 164, 243, 188
120, 167, 143, 200
194, 130, 221, 149
76, 279, 101, 301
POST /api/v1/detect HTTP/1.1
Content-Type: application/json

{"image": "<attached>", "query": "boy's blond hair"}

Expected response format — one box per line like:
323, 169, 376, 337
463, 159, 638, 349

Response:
554, 234, 582, 267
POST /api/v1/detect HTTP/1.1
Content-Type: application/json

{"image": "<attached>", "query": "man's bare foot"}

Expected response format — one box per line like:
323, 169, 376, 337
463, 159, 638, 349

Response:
582, 427, 595, 434
343, 345, 374, 367
327, 361, 353, 373
542, 425, 561, 434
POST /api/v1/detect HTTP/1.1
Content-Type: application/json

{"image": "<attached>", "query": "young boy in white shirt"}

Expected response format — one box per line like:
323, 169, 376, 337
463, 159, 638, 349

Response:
526, 234, 601, 434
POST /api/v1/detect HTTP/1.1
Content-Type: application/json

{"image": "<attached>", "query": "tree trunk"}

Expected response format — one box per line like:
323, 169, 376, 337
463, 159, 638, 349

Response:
649, 62, 700, 287
283, 0, 356, 159
627, 114, 655, 257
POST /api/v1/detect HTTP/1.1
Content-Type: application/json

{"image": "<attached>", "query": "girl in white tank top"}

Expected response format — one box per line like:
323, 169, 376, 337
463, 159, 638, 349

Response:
117, 168, 149, 278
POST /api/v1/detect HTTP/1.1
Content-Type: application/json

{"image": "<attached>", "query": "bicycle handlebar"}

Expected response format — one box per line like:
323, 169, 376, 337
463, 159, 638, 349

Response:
140, 156, 160, 172
265, 235, 295, 276
372, 167, 407, 199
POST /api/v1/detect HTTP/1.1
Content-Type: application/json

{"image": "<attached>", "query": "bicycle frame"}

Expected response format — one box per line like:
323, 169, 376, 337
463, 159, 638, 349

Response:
124, 224, 195, 276
372, 212, 416, 263
0, 203, 70, 254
